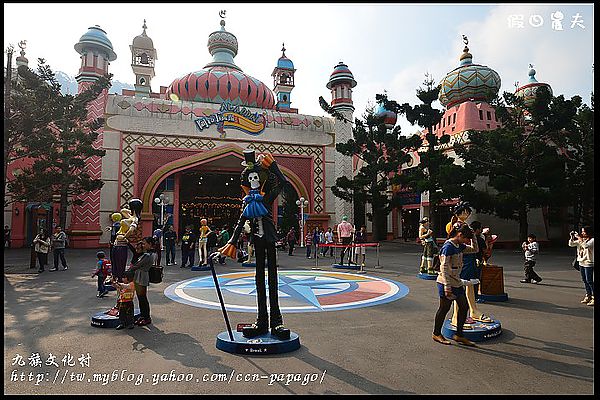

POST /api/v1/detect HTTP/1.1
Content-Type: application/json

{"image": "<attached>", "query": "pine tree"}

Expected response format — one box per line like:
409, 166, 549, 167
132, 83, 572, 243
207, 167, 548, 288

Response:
387, 74, 468, 237
7, 59, 112, 228
321, 94, 422, 241
454, 87, 582, 242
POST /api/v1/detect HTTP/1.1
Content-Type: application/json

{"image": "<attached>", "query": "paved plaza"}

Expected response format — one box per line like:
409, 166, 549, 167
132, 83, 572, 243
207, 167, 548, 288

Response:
3, 242, 594, 394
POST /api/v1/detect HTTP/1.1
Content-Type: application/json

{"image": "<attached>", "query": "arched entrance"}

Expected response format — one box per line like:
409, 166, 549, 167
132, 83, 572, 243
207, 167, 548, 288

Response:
139, 144, 310, 237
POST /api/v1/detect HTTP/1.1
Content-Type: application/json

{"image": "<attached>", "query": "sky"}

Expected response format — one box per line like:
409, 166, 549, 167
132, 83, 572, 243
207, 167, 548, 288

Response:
4, 3, 594, 136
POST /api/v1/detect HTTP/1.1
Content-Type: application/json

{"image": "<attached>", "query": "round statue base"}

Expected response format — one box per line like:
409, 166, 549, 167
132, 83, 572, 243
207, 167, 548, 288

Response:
191, 265, 212, 272
216, 330, 300, 355
332, 263, 360, 270
477, 293, 509, 302
104, 285, 116, 291
91, 308, 141, 328
441, 318, 502, 342
417, 272, 438, 280
241, 262, 256, 268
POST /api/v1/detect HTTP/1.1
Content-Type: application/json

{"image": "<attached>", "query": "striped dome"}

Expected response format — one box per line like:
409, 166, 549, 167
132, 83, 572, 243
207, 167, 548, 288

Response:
515, 66, 552, 107
374, 103, 397, 130
326, 62, 357, 89
438, 43, 500, 108
74, 25, 117, 61
165, 67, 275, 109
165, 18, 274, 109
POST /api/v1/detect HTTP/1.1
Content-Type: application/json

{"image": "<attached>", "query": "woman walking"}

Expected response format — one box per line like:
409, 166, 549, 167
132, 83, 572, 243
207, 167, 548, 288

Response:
129, 236, 157, 326
33, 228, 51, 273
569, 226, 594, 306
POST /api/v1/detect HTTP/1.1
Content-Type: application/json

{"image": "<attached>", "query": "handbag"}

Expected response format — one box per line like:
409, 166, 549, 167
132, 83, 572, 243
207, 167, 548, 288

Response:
148, 265, 163, 284
572, 258, 580, 271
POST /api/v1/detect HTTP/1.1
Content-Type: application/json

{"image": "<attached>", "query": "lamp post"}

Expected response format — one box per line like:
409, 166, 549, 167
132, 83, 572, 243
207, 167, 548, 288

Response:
154, 193, 170, 228
296, 197, 309, 247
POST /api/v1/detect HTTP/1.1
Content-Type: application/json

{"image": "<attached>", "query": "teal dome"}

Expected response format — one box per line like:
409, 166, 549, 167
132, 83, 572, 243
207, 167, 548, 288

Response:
74, 25, 117, 61
438, 41, 500, 108
515, 66, 552, 107
277, 57, 294, 69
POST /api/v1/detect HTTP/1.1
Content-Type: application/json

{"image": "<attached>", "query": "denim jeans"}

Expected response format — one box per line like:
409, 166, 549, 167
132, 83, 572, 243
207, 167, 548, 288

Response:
53, 248, 67, 269
97, 275, 105, 293
580, 266, 594, 296
165, 243, 176, 264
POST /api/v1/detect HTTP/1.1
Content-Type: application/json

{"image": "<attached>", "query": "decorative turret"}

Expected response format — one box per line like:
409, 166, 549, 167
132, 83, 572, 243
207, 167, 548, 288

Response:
272, 43, 296, 111
130, 19, 157, 97
374, 102, 397, 130
514, 65, 553, 107
165, 11, 275, 109
15, 40, 28, 67
74, 25, 116, 88
438, 36, 501, 109
326, 61, 357, 111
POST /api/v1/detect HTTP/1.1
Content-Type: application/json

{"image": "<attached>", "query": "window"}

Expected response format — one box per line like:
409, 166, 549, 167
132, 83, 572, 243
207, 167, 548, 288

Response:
453, 113, 456, 124
479, 110, 483, 120
494, 113, 498, 122
443, 118, 446, 127
447, 116, 451, 125
486, 124, 490, 129
486, 111, 491, 120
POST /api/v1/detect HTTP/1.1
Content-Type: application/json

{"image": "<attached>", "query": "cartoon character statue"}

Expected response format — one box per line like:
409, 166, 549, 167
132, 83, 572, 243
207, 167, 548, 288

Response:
198, 218, 211, 266
112, 199, 143, 280
217, 149, 290, 340
447, 202, 493, 327
243, 219, 254, 264
481, 227, 498, 265
418, 217, 437, 274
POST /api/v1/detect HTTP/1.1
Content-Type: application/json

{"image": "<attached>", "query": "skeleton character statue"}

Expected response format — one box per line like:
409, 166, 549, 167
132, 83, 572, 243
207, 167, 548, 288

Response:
446, 201, 493, 327
218, 149, 290, 340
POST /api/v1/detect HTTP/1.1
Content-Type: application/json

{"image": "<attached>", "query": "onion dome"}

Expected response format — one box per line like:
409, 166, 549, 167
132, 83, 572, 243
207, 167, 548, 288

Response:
132, 20, 154, 50
438, 36, 500, 108
165, 17, 275, 109
514, 65, 553, 107
277, 45, 294, 70
374, 103, 397, 130
326, 62, 357, 89
15, 40, 28, 67
74, 25, 117, 61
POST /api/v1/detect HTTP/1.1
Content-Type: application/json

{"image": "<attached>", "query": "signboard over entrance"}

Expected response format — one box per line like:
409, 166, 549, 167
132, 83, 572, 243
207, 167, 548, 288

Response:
194, 101, 267, 138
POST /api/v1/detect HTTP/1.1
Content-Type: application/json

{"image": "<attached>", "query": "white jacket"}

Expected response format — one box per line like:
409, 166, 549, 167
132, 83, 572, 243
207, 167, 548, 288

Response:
569, 238, 594, 267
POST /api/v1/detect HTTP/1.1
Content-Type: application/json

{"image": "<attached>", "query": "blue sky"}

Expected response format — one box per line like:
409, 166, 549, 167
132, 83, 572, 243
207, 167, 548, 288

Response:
4, 3, 594, 136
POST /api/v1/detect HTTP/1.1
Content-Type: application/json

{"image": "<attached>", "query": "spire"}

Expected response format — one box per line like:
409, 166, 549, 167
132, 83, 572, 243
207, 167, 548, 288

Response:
142, 19, 147, 35
281, 43, 286, 58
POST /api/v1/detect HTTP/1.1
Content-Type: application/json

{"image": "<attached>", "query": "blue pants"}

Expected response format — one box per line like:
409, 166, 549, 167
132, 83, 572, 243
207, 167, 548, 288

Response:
306, 245, 311, 258
53, 248, 67, 269
97, 274, 106, 293
580, 266, 594, 296
165, 243, 176, 264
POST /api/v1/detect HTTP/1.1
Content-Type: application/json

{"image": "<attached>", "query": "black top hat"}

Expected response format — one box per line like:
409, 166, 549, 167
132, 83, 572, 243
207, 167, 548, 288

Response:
241, 149, 257, 168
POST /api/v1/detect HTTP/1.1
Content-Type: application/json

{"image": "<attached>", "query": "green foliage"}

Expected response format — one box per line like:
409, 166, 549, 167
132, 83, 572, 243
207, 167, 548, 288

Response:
6, 59, 112, 225
322, 94, 422, 241
454, 87, 587, 241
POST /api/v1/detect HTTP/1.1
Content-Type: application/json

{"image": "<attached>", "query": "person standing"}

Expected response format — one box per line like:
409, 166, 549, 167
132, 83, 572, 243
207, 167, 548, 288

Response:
432, 223, 477, 347
4, 225, 11, 248
337, 216, 354, 265
207, 226, 218, 258
180, 226, 196, 268
312, 227, 321, 259
323, 227, 334, 257
152, 228, 162, 266
569, 226, 594, 306
163, 225, 177, 266
354, 225, 367, 267
305, 229, 313, 258
287, 227, 296, 256
33, 228, 51, 273
129, 236, 157, 326
520, 233, 542, 284
50, 226, 68, 271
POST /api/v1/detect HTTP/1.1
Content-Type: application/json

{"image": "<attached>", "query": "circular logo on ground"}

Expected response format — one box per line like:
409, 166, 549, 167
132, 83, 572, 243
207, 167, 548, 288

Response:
164, 270, 409, 313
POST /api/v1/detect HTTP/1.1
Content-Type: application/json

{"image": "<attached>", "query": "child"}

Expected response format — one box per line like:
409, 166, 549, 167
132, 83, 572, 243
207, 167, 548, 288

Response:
305, 230, 313, 258
481, 227, 498, 265
112, 270, 136, 330
91, 251, 111, 298
521, 233, 542, 284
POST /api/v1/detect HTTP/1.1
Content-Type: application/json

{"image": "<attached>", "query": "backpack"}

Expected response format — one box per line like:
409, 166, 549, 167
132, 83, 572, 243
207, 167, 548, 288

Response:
101, 259, 112, 276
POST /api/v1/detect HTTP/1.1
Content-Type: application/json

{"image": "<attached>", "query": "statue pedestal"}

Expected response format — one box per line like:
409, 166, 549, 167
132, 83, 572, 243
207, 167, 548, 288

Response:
441, 318, 502, 342
332, 263, 360, 270
479, 265, 509, 302
216, 330, 300, 355
91, 308, 141, 328
241, 262, 256, 268
191, 265, 212, 271
417, 272, 438, 280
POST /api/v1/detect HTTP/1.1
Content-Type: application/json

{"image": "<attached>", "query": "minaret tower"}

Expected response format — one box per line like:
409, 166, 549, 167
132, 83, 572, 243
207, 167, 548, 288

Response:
326, 61, 357, 222
130, 20, 157, 97
69, 25, 116, 248
272, 43, 296, 111
74, 25, 117, 91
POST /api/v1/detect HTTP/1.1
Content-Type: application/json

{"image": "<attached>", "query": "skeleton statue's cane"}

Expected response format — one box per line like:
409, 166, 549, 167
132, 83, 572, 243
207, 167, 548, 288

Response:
209, 252, 234, 340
